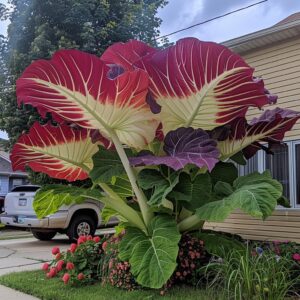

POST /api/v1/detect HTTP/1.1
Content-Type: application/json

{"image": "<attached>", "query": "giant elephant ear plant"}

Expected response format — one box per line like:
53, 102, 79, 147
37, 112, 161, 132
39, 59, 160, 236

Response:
11, 38, 300, 289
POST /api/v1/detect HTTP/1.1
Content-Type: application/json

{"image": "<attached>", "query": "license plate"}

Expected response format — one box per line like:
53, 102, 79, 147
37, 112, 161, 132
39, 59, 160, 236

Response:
18, 198, 27, 206
18, 217, 25, 224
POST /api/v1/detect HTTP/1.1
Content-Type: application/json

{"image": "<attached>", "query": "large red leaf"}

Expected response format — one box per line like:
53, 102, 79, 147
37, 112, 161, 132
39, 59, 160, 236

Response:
218, 108, 300, 159
10, 122, 100, 182
101, 39, 157, 70
135, 38, 277, 134
17, 49, 157, 149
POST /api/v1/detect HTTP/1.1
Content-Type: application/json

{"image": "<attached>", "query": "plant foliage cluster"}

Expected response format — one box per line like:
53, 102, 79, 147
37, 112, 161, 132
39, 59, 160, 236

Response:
205, 243, 300, 300
7, 31, 300, 289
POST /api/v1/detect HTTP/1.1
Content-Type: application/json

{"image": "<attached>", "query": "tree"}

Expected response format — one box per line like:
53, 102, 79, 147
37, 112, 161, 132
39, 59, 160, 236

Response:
0, 0, 168, 147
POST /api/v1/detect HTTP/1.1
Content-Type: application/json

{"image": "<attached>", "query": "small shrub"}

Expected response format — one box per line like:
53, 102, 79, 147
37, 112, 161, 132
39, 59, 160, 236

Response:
98, 233, 139, 291
204, 247, 299, 300
253, 240, 300, 293
42, 235, 109, 285
165, 234, 210, 289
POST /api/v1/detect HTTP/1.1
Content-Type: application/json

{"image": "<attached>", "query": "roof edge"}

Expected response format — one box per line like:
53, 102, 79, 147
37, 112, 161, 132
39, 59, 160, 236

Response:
222, 18, 300, 48
0, 153, 10, 163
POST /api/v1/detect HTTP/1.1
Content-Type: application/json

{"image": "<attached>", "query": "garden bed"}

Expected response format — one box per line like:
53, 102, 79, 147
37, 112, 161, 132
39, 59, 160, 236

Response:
0, 270, 226, 300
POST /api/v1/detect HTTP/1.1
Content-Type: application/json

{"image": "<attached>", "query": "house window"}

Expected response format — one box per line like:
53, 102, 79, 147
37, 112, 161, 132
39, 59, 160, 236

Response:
238, 151, 261, 176
240, 140, 300, 208
295, 144, 300, 205
265, 143, 290, 199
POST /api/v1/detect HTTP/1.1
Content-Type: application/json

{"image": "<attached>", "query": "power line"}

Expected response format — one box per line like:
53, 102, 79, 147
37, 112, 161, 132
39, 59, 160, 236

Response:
156, 0, 268, 40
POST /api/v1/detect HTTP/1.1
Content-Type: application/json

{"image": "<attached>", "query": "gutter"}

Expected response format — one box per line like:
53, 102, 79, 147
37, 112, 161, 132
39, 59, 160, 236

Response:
0, 172, 28, 177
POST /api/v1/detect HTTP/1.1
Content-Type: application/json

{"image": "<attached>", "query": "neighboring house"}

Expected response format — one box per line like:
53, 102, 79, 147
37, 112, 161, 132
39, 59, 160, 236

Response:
0, 151, 28, 198
205, 13, 300, 243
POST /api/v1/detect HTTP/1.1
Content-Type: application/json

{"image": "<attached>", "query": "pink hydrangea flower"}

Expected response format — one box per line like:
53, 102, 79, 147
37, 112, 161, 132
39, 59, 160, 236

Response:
292, 253, 300, 261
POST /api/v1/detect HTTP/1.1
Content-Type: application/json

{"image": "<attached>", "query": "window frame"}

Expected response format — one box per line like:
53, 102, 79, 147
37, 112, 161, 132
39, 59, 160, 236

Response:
291, 140, 300, 209
239, 140, 300, 209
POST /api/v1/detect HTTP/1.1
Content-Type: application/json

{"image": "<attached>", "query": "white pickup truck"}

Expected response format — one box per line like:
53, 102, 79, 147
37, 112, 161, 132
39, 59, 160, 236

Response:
0, 185, 117, 241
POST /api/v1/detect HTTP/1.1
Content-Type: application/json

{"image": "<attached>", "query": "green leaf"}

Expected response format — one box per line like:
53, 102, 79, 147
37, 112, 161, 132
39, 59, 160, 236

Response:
230, 151, 246, 165
194, 231, 245, 257
277, 196, 291, 208
172, 173, 212, 211
77, 259, 88, 270
210, 162, 238, 185
196, 171, 282, 221
147, 138, 164, 156
119, 215, 181, 288
214, 181, 233, 198
33, 185, 103, 219
107, 175, 133, 199
137, 169, 179, 207
115, 223, 126, 235
101, 206, 127, 224
138, 169, 165, 189
90, 146, 125, 184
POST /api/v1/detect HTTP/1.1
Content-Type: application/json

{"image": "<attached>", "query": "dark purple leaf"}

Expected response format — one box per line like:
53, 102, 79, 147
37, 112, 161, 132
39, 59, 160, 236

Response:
130, 127, 220, 171
107, 64, 125, 79
146, 92, 161, 114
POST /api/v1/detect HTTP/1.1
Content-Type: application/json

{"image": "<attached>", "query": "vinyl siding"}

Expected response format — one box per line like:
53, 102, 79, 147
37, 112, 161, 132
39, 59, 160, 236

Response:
243, 37, 300, 141
204, 36, 300, 242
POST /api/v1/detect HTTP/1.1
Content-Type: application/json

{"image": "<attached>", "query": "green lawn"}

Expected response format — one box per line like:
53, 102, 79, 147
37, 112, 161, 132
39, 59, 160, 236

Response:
0, 270, 226, 300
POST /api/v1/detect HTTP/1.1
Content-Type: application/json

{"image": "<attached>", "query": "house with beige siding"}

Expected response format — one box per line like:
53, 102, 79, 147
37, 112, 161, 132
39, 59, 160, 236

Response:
205, 13, 300, 243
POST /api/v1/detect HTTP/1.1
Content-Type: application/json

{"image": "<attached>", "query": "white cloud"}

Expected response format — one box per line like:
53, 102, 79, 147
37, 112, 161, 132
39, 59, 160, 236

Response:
158, 0, 300, 43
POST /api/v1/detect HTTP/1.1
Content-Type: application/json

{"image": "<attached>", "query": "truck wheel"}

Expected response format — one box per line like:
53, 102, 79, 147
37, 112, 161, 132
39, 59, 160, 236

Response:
67, 215, 96, 241
32, 230, 57, 241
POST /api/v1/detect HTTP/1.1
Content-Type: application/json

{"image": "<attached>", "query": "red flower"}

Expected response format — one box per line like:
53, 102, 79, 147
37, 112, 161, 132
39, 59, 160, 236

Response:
292, 253, 300, 261
56, 260, 65, 272
87, 235, 93, 241
77, 273, 85, 280
93, 236, 100, 243
66, 262, 75, 270
52, 247, 60, 255
62, 273, 70, 284
77, 236, 87, 245
102, 241, 108, 251
42, 263, 49, 271
55, 252, 62, 260
46, 267, 57, 278
70, 243, 77, 253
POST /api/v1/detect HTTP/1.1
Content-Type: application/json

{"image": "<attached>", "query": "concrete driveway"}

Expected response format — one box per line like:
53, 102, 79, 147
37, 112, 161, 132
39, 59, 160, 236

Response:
0, 236, 70, 276
0, 229, 114, 276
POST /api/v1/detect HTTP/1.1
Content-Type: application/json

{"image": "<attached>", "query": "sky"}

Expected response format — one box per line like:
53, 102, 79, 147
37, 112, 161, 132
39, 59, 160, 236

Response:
158, 0, 300, 43
1, 0, 300, 139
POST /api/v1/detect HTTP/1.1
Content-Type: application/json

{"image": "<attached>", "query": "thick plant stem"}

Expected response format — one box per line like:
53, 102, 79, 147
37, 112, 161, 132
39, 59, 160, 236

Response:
96, 183, 146, 232
110, 132, 154, 228
177, 214, 204, 232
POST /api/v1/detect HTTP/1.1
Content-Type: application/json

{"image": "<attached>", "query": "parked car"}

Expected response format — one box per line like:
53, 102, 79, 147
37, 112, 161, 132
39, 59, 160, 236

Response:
0, 185, 117, 241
